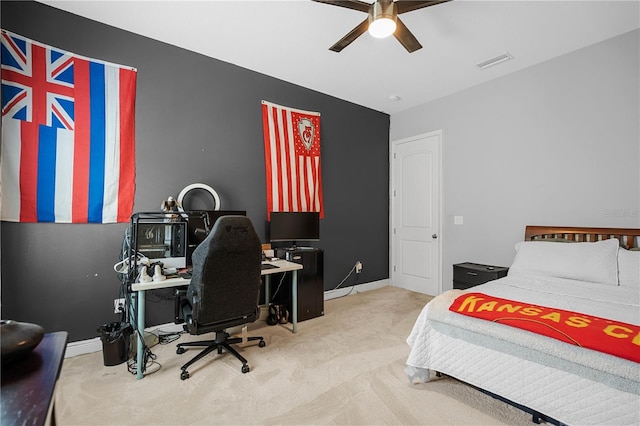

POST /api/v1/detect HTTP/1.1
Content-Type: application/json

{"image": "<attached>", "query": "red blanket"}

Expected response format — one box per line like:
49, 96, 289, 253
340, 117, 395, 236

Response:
449, 292, 639, 363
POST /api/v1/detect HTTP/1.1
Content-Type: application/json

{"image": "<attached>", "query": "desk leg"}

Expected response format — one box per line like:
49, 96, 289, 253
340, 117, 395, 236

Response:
292, 270, 298, 334
136, 289, 145, 380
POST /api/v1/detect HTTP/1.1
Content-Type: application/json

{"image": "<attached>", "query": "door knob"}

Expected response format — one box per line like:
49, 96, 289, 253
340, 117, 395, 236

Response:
432, 234, 438, 239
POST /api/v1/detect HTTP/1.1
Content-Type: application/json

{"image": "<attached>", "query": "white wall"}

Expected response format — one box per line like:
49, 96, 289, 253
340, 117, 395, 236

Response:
390, 29, 640, 292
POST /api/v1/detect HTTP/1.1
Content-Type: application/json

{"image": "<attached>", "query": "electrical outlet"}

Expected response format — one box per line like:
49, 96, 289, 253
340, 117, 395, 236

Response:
114, 298, 125, 314
355, 261, 363, 274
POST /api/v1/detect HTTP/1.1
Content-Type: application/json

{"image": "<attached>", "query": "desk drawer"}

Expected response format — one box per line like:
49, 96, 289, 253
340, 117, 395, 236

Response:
453, 262, 508, 289
453, 280, 478, 290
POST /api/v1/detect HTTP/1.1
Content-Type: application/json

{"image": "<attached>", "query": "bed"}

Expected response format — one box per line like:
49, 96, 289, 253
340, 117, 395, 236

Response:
406, 226, 640, 425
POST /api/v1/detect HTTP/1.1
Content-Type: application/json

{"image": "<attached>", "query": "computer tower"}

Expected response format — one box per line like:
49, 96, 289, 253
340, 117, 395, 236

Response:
274, 248, 324, 322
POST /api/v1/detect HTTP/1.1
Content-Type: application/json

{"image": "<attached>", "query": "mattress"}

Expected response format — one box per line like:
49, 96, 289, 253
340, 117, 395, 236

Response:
406, 275, 640, 425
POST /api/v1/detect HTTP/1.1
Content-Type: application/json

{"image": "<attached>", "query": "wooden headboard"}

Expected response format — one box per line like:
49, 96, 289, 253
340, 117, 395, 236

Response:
525, 226, 640, 249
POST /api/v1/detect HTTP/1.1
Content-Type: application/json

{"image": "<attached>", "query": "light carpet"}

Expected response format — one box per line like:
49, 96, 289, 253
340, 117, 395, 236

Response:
54, 286, 533, 425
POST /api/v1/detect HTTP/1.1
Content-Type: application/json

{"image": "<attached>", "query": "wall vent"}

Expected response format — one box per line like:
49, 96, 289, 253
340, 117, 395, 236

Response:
477, 52, 514, 70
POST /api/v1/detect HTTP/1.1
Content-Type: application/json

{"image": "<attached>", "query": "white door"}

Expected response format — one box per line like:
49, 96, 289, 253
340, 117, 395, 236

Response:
391, 131, 441, 296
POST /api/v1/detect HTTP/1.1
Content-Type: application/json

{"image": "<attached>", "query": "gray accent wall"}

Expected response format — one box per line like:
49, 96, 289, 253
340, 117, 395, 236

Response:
391, 29, 640, 291
1, 1, 390, 341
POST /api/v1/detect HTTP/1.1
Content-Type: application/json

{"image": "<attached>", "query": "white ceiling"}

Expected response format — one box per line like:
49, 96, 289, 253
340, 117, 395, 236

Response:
39, 0, 640, 115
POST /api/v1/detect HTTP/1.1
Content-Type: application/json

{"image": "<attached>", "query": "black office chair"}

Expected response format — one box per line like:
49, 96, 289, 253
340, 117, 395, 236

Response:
175, 215, 265, 380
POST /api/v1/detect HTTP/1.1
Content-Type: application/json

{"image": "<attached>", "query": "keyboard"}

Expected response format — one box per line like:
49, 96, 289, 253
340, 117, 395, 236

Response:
261, 263, 279, 270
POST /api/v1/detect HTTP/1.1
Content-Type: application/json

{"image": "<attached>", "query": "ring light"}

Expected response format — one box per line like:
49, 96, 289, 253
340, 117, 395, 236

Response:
177, 183, 220, 211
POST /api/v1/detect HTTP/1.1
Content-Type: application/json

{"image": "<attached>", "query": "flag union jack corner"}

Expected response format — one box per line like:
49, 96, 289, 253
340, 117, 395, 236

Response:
1, 29, 137, 223
261, 100, 323, 219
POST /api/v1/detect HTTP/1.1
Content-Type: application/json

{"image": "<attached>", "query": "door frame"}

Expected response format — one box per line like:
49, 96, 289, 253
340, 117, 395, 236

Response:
389, 130, 443, 294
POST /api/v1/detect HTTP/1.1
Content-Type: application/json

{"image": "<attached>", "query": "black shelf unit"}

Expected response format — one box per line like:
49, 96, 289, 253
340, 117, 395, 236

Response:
453, 262, 509, 290
273, 248, 324, 322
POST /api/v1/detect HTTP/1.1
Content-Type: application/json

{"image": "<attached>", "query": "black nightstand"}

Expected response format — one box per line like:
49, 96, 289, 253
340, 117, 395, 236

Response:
453, 262, 509, 290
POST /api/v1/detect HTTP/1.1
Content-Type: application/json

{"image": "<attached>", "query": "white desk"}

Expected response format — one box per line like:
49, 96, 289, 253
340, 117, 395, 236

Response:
130, 259, 302, 379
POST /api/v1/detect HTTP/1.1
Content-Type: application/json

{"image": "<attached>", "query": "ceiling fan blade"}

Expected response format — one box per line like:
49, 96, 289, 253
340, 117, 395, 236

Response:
329, 18, 369, 52
393, 18, 423, 53
396, 0, 451, 15
312, 0, 371, 14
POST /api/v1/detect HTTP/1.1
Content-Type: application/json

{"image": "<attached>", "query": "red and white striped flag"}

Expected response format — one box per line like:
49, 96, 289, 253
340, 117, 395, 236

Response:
1, 30, 136, 223
261, 100, 323, 219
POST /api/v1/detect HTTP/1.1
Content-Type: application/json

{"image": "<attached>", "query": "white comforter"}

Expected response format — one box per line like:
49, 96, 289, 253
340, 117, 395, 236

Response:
406, 275, 640, 391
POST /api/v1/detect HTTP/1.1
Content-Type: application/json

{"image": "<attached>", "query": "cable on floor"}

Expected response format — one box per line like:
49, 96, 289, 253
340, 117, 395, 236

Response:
325, 262, 361, 298
157, 330, 185, 345
127, 339, 161, 376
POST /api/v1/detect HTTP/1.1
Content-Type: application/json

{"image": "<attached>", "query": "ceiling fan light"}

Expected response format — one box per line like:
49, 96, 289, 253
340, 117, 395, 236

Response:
369, 18, 396, 38
368, 0, 397, 39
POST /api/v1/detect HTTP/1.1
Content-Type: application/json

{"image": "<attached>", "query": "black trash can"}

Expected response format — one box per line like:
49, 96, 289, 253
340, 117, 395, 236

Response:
97, 322, 133, 366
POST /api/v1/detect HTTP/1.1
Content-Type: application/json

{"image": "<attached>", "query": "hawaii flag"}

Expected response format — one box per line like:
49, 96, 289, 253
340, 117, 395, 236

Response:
261, 100, 323, 219
1, 29, 136, 223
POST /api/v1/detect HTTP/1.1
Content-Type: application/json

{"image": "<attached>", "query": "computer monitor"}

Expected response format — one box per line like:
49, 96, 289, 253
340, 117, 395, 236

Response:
135, 221, 187, 269
269, 212, 320, 247
185, 210, 246, 266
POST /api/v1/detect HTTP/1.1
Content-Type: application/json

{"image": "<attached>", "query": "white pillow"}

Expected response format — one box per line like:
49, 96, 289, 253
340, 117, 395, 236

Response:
618, 248, 640, 287
508, 238, 619, 285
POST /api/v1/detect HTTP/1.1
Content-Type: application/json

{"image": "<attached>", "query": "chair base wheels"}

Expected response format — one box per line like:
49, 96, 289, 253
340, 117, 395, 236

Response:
180, 364, 249, 378
176, 334, 265, 379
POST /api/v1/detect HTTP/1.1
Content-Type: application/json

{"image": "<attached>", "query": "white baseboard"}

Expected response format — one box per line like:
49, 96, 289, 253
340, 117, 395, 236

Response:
65, 279, 390, 358
64, 323, 184, 359
65, 337, 102, 358
324, 278, 389, 300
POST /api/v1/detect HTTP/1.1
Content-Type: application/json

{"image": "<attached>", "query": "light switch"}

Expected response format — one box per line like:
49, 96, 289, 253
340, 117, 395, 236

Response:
454, 216, 464, 225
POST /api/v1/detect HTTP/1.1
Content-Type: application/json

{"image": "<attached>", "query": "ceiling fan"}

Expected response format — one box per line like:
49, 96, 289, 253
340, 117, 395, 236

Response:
313, 0, 451, 53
